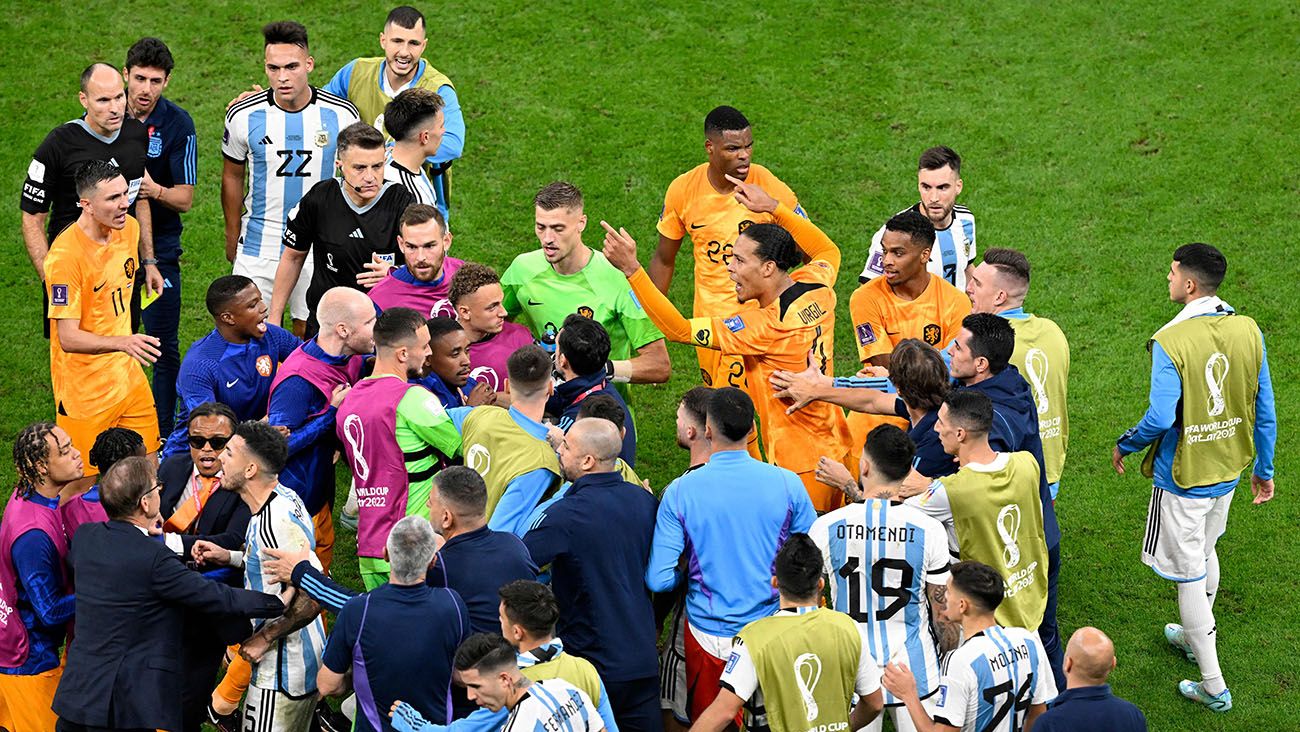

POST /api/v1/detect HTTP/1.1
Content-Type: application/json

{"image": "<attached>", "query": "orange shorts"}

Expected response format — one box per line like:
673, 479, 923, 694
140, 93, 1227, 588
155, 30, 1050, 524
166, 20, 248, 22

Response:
313, 504, 335, 575
0, 664, 62, 731
58, 378, 159, 476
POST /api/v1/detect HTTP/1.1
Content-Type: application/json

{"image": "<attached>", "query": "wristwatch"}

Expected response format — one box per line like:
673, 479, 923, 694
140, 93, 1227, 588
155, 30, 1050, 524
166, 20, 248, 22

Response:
141, 258, 159, 266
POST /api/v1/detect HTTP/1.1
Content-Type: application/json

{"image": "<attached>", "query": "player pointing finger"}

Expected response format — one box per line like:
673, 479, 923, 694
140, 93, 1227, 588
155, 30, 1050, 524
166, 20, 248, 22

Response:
723, 174, 779, 214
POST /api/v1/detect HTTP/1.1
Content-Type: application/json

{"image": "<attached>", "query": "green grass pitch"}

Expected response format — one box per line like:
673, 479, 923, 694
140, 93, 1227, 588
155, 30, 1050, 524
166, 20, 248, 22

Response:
1, 1, 1295, 728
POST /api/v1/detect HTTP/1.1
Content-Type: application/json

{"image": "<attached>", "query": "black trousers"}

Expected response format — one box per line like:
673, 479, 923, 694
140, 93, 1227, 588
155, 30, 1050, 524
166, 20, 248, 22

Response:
605, 676, 663, 732
57, 720, 154, 732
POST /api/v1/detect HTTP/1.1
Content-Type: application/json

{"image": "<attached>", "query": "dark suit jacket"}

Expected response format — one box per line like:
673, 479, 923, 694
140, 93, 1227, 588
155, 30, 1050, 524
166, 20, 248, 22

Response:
159, 453, 251, 553
52, 520, 284, 730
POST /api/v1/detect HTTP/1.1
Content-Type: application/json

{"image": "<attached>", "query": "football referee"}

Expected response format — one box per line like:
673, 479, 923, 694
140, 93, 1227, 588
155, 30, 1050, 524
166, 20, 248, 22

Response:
271, 122, 414, 336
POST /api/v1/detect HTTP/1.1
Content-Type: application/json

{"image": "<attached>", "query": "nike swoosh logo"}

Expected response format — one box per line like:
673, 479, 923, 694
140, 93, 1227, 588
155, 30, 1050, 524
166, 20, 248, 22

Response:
527, 299, 543, 306
690, 223, 706, 229
226, 379, 239, 388
93, 281, 108, 292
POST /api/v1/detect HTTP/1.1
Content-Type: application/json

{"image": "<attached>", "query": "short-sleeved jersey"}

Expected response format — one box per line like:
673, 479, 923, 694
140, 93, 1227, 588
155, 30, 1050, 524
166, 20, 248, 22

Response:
687, 260, 851, 473
222, 88, 360, 259
656, 163, 804, 317
162, 325, 302, 459
384, 156, 437, 206
44, 217, 148, 418
810, 499, 951, 704
931, 626, 1056, 731
849, 273, 971, 363
861, 204, 976, 291
135, 97, 197, 246
283, 179, 413, 314
501, 249, 664, 362
22, 119, 149, 239
244, 484, 327, 696
505, 678, 605, 732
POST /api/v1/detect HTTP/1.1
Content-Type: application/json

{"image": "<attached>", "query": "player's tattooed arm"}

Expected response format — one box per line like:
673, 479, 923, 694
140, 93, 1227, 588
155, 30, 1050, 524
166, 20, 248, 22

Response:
238, 589, 322, 664
928, 583, 960, 653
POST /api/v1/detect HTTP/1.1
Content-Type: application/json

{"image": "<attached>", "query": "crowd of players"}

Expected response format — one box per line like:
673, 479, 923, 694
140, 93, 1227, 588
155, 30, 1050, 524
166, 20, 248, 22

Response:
1, 5, 1278, 732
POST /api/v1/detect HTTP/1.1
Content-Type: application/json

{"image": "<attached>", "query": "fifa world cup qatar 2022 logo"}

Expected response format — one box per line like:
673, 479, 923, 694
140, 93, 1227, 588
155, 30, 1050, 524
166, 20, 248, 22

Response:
343, 414, 369, 481
1023, 349, 1050, 416
997, 504, 1022, 569
1205, 352, 1230, 417
794, 653, 823, 722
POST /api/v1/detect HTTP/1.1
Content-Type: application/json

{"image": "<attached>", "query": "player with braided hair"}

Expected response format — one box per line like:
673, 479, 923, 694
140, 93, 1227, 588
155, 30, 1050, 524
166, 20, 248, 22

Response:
0, 423, 82, 729
602, 177, 853, 511
63, 427, 147, 541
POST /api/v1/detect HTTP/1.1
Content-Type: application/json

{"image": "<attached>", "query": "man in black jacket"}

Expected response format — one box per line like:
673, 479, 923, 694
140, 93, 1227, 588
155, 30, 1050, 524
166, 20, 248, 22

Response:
52, 456, 283, 732
158, 401, 255, 731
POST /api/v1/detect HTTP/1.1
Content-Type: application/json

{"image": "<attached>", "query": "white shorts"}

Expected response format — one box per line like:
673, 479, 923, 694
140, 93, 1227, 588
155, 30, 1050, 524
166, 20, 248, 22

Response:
1142, 487, 1234, 582
659, 598, 688, 722
234, 251, 312, 322
241, 685, 316, 732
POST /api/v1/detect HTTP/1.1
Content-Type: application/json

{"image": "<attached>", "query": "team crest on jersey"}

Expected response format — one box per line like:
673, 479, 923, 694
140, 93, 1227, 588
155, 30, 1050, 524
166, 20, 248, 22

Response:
923, 323, 941, 345
255, 355, 274, 377
124, 257, 136, 280
856, 323, 876, 346
737, 219, 754, 234
51, 284, 68, 306
724, 316, 746, 333
577, 305, 594, 319
147, 131, 163, 158
314, 128, 330, 148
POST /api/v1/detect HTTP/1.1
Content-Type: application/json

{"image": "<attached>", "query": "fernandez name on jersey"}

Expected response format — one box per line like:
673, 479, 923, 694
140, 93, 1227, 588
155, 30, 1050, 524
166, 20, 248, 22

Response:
283, 178, 414, 315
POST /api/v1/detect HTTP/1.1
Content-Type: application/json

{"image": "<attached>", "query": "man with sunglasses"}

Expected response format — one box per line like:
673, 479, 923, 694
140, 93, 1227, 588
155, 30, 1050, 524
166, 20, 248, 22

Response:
158, 401, 257, 732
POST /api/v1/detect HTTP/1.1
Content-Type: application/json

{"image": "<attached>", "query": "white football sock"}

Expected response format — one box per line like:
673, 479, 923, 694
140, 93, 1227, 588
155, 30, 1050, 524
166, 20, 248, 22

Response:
1205, 549, 1220, 609
1178, 578, 1225, 694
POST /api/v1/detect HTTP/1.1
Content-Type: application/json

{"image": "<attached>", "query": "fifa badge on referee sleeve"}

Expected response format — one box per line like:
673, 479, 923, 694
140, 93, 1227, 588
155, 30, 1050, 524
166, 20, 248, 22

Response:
51, 285, 68, 306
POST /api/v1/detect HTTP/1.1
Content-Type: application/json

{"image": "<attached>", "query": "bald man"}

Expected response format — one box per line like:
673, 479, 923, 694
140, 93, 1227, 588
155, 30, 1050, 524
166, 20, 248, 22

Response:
524, 418, 663, 732
267, 286, 377, 570
1033, 627, 1147, 732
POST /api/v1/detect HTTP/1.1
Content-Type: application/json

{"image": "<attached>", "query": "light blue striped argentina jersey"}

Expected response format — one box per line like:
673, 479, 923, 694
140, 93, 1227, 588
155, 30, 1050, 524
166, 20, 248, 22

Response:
243, 483, 327, 697
222, 88, 359, 259
810, 498, 951, 705
503, 678, 604, 732
932, 625, 1056, 732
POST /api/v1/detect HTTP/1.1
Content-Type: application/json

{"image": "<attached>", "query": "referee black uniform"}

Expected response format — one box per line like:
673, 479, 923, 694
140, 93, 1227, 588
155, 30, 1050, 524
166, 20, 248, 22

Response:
22, 118, 150, 336
282, 178, 414, 334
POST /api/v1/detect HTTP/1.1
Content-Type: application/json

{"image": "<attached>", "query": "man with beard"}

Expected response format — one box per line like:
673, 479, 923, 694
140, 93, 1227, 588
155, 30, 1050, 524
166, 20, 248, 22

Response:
123, 37, 197, 436
336, 307, 464, 590
368, 204, 464, 319
860, 146, 976, 290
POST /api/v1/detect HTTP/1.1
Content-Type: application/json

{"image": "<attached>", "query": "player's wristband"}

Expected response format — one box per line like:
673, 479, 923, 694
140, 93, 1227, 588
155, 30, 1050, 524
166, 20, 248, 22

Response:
141, 257, 159, 266
606, 359, 633, 383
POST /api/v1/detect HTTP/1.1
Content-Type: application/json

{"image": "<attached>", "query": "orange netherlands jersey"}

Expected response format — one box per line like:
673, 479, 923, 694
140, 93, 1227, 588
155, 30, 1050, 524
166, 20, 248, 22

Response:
849, 274, 971, 363
686, 259, 851, 473
44, 216, 147, 418
657, 163, 802, 317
